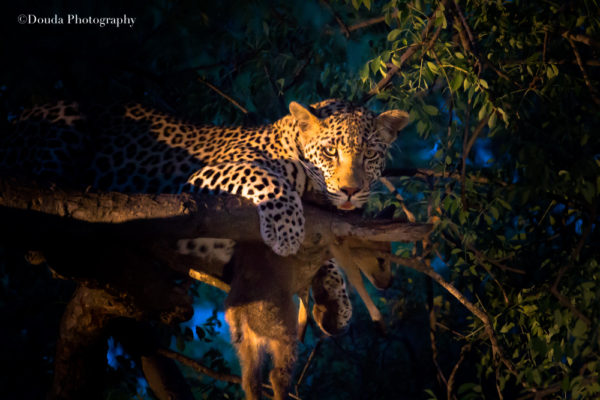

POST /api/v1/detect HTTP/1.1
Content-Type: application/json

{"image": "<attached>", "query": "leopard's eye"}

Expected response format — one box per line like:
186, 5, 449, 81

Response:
365, 149, 378, 159
323, 145, 337, 157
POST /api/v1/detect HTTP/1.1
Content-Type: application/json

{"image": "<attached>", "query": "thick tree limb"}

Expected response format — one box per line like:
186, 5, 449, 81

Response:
0, 176, 432, 249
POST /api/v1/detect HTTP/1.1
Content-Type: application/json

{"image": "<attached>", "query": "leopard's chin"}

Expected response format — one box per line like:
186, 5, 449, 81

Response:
337, 201, 356, 210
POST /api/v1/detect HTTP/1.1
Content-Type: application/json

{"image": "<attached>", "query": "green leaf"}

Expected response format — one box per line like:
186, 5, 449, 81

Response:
423, 388, 437, 400
370, 58, 380, 74
427, 61, 439, 74
500, 322, 515, 333
497, 198, 511, 210
387, 29, 402, 41
363, 0, 371, 10
434, 10, 447, 29
572, 319, 588, 338
478, 104, 488, 121
360, 63, 370, 83
479, 79, 489, 89
463, 77, 471, 90
450, 73, 464, 92
488, 111, 497, 128
423, 104, 439, 115
489, 206, 499, 220
391, 55, 403, 68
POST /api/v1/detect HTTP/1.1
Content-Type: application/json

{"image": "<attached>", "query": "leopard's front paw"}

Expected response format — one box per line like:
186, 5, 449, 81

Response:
258, 202, 305, 257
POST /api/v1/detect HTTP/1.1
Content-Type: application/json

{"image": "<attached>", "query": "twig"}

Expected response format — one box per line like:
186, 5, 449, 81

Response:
379, 177, 416, 222
383, 168, 506, 186
446, 225, 524, 275
263, 64, 287, 114
284, 49, 315, 91
550, 287, 591, 326
461, 112, 491, 205
427, 275, 448, 388
567, 37, 600, 107
158, 348, 241, 384
435, 321, 467, 339
363, 3, 444, 101
188, 269, 230, 292
502, 59, 600, 67
294, 338, 323, 396
452, 0, 475, 50
447, 343, 471, 400
451, 0, 514, 85
550, 207, 595, 326
348, 15, 386, 32
347, 10, 399, 32
198, 78, 249, 114
320, 0, 350, 38
159, 348, 303, 400
516, 375, 599, 400
460, 101, 471, 204
562, 31, 600, 49
542, 31, 548, 64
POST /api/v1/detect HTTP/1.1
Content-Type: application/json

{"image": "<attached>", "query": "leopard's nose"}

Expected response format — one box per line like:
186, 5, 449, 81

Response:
340, 186, 359, 197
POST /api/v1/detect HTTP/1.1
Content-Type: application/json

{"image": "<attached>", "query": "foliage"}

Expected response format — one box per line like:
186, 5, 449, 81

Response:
1, 0, 599, 399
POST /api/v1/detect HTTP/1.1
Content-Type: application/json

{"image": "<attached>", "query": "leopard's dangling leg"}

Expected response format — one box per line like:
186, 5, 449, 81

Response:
311, 259, 352, 336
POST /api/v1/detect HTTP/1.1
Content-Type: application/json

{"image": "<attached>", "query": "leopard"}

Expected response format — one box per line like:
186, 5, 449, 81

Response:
1, 99, 408, 257
0, 98, 409, 399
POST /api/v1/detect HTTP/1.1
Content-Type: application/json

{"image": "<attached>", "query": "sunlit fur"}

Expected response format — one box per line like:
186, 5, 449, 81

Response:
294, 99, 397, 210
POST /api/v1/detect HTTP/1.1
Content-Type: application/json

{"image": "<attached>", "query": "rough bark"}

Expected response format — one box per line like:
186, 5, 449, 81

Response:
0, 176, 431, 243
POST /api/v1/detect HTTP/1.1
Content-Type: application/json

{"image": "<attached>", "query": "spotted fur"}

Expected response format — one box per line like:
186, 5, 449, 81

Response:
310, 259, 353, 335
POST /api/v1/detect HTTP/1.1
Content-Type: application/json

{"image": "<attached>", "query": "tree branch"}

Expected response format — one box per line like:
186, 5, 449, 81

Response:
446, 343, 471, 400
0, 177, 431, 248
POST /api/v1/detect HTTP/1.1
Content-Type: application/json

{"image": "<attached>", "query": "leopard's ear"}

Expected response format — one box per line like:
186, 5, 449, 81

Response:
289, 101, 323, 141
375, 110, 410, 144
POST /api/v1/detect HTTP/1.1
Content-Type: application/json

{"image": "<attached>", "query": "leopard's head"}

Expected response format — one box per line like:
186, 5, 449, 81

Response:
290, 99, 409, 210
